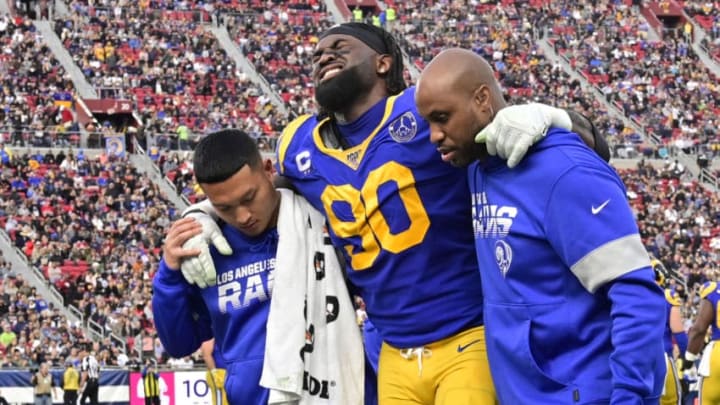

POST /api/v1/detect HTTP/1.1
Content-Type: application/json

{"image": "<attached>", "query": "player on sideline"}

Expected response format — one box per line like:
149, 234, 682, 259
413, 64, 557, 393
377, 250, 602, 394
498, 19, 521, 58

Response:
653, 262, 688, 405
415, 47, 666, 404
179, 23, 609, 404
687, 281, 720, 404
201, 339, 228, 405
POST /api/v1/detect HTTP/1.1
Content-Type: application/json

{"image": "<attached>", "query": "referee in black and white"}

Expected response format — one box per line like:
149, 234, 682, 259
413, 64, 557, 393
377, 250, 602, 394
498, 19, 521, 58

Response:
79, 349, 100, 405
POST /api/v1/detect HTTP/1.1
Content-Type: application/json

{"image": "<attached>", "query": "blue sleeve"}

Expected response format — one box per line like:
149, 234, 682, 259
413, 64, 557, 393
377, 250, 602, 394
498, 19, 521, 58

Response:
152, 259, 213, 358
674, 331, 688, 356
275, 114, 313, 178
602, 270, 666, 403
363, 319, 381, 373
545, 163, 664, 400
545, 163, 651, 293
141, 367, 147, 378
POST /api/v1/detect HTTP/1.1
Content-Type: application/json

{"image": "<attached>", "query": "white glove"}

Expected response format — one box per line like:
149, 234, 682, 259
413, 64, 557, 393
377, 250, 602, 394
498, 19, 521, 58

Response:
180, 211, 232, 288
475, 103, 572, 168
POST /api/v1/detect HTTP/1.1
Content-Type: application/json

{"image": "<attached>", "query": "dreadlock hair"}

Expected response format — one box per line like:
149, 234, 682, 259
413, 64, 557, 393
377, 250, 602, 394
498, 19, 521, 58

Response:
367, 24, 407, 96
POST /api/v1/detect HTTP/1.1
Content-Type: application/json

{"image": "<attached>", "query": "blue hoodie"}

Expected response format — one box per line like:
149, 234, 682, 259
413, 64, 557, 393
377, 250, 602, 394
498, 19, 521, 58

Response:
469, 128, 666, 404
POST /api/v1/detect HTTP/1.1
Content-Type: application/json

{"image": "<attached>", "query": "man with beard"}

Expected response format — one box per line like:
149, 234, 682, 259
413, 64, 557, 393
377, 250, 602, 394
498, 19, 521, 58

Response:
179, 23, 609, 404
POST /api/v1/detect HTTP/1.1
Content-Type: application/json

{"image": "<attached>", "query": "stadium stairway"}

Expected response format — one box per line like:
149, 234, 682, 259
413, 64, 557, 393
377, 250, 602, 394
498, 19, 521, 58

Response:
0, 230, 70, 319
0, 224, 124, 349
536, 32, 704, 181
686, 16, 720, 76
322, 0, 346, 22
129, 147, 189, 211
208, 24, 289, 117
33, 20, 96, 147
34, 20, 98, 100
536, 38, 646, 142
53, 0, 71, 18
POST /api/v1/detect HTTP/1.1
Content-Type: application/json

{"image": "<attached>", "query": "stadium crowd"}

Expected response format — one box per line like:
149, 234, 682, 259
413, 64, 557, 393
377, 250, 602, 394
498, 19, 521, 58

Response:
384, 0, 646, 156
0, 149, 180, 366
54, 0, 287, 149
0, 13, 79, 149
0, 0, 717, 381
546, 0, 719, 156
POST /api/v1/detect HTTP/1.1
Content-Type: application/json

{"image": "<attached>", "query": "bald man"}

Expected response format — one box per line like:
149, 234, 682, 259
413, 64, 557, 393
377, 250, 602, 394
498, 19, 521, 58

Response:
416, 48, 667, 404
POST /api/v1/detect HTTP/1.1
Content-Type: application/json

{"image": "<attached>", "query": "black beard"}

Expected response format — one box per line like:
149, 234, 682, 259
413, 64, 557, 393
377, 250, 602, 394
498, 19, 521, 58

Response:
315, 64, 371, 114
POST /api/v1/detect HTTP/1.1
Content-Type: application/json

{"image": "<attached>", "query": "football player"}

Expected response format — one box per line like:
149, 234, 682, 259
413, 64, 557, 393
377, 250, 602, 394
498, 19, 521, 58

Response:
687, 281, 720, 404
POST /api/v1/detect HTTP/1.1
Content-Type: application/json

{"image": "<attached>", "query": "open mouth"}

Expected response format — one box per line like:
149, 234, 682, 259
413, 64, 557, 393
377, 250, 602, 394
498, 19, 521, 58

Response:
318, 65, 343, 82
437, 147, 456, 162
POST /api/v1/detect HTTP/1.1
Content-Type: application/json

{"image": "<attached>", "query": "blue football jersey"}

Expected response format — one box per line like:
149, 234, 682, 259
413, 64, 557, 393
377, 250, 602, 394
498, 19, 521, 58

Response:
469, 128, 665, 403
663, 289, 682, 356
701, 281, 720, 341
276, 87, 484, 347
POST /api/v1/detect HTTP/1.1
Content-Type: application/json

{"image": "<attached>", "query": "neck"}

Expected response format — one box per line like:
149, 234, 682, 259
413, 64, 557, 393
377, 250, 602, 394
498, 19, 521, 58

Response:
267, 190, 281, 230
333, 85, 388, 123
474, 97, 508, 162
474, 143, 490, 162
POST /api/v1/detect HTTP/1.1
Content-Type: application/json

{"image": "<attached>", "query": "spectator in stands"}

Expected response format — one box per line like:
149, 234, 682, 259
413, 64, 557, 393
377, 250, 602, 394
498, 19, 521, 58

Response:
0, 324, 15, 349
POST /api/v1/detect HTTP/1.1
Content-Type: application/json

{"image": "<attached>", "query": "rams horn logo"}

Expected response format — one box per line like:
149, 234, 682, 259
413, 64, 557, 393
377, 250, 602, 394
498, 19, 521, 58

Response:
495, 240, 513, 277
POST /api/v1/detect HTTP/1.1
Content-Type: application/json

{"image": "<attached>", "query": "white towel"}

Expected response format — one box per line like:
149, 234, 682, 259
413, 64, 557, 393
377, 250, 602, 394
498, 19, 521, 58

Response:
260, 189, 364, 405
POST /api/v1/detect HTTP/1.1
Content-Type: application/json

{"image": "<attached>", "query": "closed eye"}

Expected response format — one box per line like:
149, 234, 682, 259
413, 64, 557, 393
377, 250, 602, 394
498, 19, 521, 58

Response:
312, 40, 350, 63
427, 112, 449, 124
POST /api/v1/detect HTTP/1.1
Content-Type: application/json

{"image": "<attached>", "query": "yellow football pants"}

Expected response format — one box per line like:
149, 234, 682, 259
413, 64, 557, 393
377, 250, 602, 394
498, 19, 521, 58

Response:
378, 325, 497, 405
661, 353, 681, 405
700, 342, 720, 405
206, 368, 228, 405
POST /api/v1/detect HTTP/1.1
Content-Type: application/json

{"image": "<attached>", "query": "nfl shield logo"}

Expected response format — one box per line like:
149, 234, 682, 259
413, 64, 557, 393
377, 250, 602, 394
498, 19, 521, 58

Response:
389, 111, 418, 143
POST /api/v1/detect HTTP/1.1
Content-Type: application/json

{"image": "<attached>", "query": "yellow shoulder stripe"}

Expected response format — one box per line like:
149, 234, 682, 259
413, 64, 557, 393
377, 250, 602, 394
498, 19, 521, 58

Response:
277, 114, 312, 174
701, 282, 717, 300
664, 289, 681, 306
311, 94, 398, 169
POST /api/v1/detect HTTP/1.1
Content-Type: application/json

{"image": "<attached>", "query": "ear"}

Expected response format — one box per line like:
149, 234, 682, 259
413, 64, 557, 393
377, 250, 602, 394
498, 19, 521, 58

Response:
472, 85, 491, 109
376, 54, 392, 75
262, 158, 275, 177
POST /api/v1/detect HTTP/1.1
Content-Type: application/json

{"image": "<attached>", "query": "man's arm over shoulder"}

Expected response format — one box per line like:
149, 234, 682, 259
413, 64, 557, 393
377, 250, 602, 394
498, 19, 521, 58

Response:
565, 110, 611, 162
